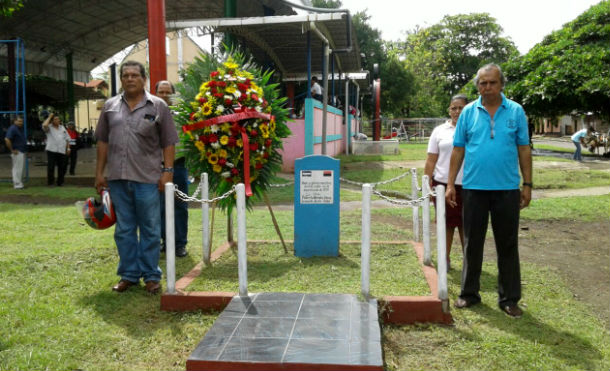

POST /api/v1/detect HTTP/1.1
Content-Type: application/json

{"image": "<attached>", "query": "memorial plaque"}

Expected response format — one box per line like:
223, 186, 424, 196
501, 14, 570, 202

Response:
300, 170, 334, 204
294, 156, 340, 257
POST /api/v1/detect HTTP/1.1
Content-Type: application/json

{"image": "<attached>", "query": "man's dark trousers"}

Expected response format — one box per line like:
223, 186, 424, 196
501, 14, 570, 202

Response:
460, 189, 521, 307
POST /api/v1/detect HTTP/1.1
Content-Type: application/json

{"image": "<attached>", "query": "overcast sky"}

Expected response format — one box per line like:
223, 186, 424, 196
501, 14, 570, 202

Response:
337, 0, 601, 54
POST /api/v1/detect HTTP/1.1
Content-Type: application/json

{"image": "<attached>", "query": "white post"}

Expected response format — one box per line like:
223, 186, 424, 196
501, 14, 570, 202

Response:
422, 175, 432, 266
411, 168, 419, 242
201, 173, 210, 265
361, 184, 372, 298
236, 183, 248, 297
165, 182, 176, 294
435, 184, 449, 312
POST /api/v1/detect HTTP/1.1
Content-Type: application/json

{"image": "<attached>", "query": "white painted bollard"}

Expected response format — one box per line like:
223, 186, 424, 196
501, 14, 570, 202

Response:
435, 184, 449, 312
422, 175, 432, 266
411, 168, 419, 242
165, 182, 176, 294
201, 173, 210, 265
236, 183, 248, 297
361, 184, 372, 298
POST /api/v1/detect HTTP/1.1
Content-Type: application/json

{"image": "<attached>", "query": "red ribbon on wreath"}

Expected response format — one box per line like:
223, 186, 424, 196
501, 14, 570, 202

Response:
182, 110, 273, 197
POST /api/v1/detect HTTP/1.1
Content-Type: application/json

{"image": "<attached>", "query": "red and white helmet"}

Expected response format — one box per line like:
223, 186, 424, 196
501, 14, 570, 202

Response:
82, 189, 116, 229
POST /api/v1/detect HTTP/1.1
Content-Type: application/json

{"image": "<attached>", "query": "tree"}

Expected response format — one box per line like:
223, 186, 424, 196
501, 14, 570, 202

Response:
399, 13, 518, 116
503, 1, 610, 121
310, 0, 343, 8
0, 0, 25, 17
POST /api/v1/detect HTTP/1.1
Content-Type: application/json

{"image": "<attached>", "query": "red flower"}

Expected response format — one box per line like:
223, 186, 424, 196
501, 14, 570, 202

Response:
208, 81, 216, 88
231, 122, 241, 134
214, 93, 224, 98
250, 129, 258, 137
210, 87, 217, 94
218, 158, 227, 166
238, 95, 246, 102
224, 98, 233, 106
217, 81, 227, 87
226, 177, 233, 183
208, 134, 218, 143
265, 139, 272, 147
199, 134, 207, 143
250, 142, 258, 151
231, 168, 239, 175
251, 94, 258, 101
210, 71, 219, 78
199, 97, 207, 104
263, 152, 269, 159
189, 112, 196, 120
228, 137, 237, 147
255, 162, 263, 170
237, 83, 248, 92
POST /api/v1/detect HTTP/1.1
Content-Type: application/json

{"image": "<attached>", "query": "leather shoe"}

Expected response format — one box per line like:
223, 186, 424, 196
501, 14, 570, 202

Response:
145, 280, 162, 295
501, 304, 523, 318
454, 297, 478, 309
176, 246, 188, 257
112, 280, 137, 292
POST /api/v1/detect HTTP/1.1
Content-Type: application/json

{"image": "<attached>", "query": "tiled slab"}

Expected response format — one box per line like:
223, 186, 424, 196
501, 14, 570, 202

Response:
187, 292, 383, 371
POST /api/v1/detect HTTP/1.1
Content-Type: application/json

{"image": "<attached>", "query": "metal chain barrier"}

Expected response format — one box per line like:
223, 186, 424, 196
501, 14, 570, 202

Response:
269, 181, 294, 188
339, 170, 410, 188
371, 189, 436, 207
174, 185, 236, 204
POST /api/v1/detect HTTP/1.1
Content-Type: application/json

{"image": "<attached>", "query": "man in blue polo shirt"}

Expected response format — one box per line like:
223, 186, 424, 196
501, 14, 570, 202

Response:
446, 63, 532, 318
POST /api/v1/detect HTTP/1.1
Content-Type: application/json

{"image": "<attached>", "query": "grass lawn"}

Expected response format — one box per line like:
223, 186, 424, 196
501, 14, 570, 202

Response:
1, 148, 609, 370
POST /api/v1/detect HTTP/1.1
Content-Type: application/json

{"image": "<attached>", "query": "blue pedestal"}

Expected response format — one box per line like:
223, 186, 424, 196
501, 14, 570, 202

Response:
294, 155, 340, 257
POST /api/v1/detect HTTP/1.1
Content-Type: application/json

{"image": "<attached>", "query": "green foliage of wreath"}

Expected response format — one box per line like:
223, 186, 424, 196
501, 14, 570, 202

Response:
174, 51, 291, 212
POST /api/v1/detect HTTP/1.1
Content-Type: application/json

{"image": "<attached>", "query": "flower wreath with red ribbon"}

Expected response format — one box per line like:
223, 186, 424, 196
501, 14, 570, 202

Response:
174, 53, 290, 210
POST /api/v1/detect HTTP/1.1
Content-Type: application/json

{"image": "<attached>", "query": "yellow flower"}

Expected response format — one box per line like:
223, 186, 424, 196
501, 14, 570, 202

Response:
237, 138, 243, 147
208, 153, 218, 165
225, 86, 236, 94
224, 60, 239, 70
220, 135, 229, 145
194, 141, 205, 152
220, 122, 231, 132
269, 118, 276, 131
218, 149, 228, 158
260, 124, 269, 138
202, 102, 213, 116
186, 131, 194, 140
213, 164, 222, 173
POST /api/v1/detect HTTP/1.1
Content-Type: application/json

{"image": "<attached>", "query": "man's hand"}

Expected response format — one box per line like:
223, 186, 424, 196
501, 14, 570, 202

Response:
95, 174, 107, 194
158, 172, 173, 192
445, 184, 457, 208
520, 186, 532, 209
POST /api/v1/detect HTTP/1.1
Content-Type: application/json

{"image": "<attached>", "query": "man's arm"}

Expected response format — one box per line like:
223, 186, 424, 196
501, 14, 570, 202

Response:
445, 147, 465, 207
159, 145, 175, 192
95, 141, 108, 193
4, 137, 15, 154
41, 113, 53, 132
518, 144, 533, 209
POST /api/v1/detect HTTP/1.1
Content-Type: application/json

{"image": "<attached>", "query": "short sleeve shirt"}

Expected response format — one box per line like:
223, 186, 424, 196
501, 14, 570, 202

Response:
453, 93, 529, 190
45, 124, 70, 154
571, 129, 588, 142
95, 91, 179, 184
427, 121, 463, 185
6, 124, 27, 152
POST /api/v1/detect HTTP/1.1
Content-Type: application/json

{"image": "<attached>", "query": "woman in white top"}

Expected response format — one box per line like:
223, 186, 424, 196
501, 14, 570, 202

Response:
42, 113, 71, 186
424, 94, 467, 270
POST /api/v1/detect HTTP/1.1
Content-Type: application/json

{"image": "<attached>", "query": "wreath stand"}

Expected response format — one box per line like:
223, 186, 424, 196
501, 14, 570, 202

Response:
207, 192, 288, 261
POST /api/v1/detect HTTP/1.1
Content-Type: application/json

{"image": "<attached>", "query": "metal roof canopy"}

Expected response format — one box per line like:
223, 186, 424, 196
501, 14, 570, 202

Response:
167, 13, 363, 80
0, 0, 295, 81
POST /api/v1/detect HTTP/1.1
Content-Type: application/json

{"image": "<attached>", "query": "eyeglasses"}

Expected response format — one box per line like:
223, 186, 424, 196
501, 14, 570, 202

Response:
490, 119, 495, 139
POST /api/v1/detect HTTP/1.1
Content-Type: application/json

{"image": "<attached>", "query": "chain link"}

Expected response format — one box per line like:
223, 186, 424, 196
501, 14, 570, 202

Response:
174, 185, 236, 204
372, 189, 437, 207
269, 181, 294, 188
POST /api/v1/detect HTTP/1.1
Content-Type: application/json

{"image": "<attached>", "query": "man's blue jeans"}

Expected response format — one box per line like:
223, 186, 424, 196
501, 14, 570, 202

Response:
160, 160, 189, 249
573, 141, 582, 161
109, 180, 162, 283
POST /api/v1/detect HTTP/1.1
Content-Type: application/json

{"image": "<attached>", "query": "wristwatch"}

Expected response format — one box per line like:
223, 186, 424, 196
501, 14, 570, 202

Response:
161, 167, 174, 173
522, 182, 533, 188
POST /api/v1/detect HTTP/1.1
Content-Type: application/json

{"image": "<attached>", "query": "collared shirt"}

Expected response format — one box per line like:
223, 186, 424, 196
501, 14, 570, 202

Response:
6, 124, 27, 152
95, 91, 178, 184
427, 120, 463, 185
453, 93, 529, 190
45, 124, 70, 154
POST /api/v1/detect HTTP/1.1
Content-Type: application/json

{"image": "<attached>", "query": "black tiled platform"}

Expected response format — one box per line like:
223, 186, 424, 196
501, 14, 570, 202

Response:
187, 293, 383, 371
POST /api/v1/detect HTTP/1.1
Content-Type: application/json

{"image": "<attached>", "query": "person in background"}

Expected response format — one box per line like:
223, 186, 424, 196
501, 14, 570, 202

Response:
42, 113, 70, 186
4, 116, 27, 189
66, 122, 80, 175
311, 76, 323, 101
571, 126, 593, 161
424, 94, 468, 270
155, 80, 189, 258
95, 60, 178, 294
446, 63, 532, 318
